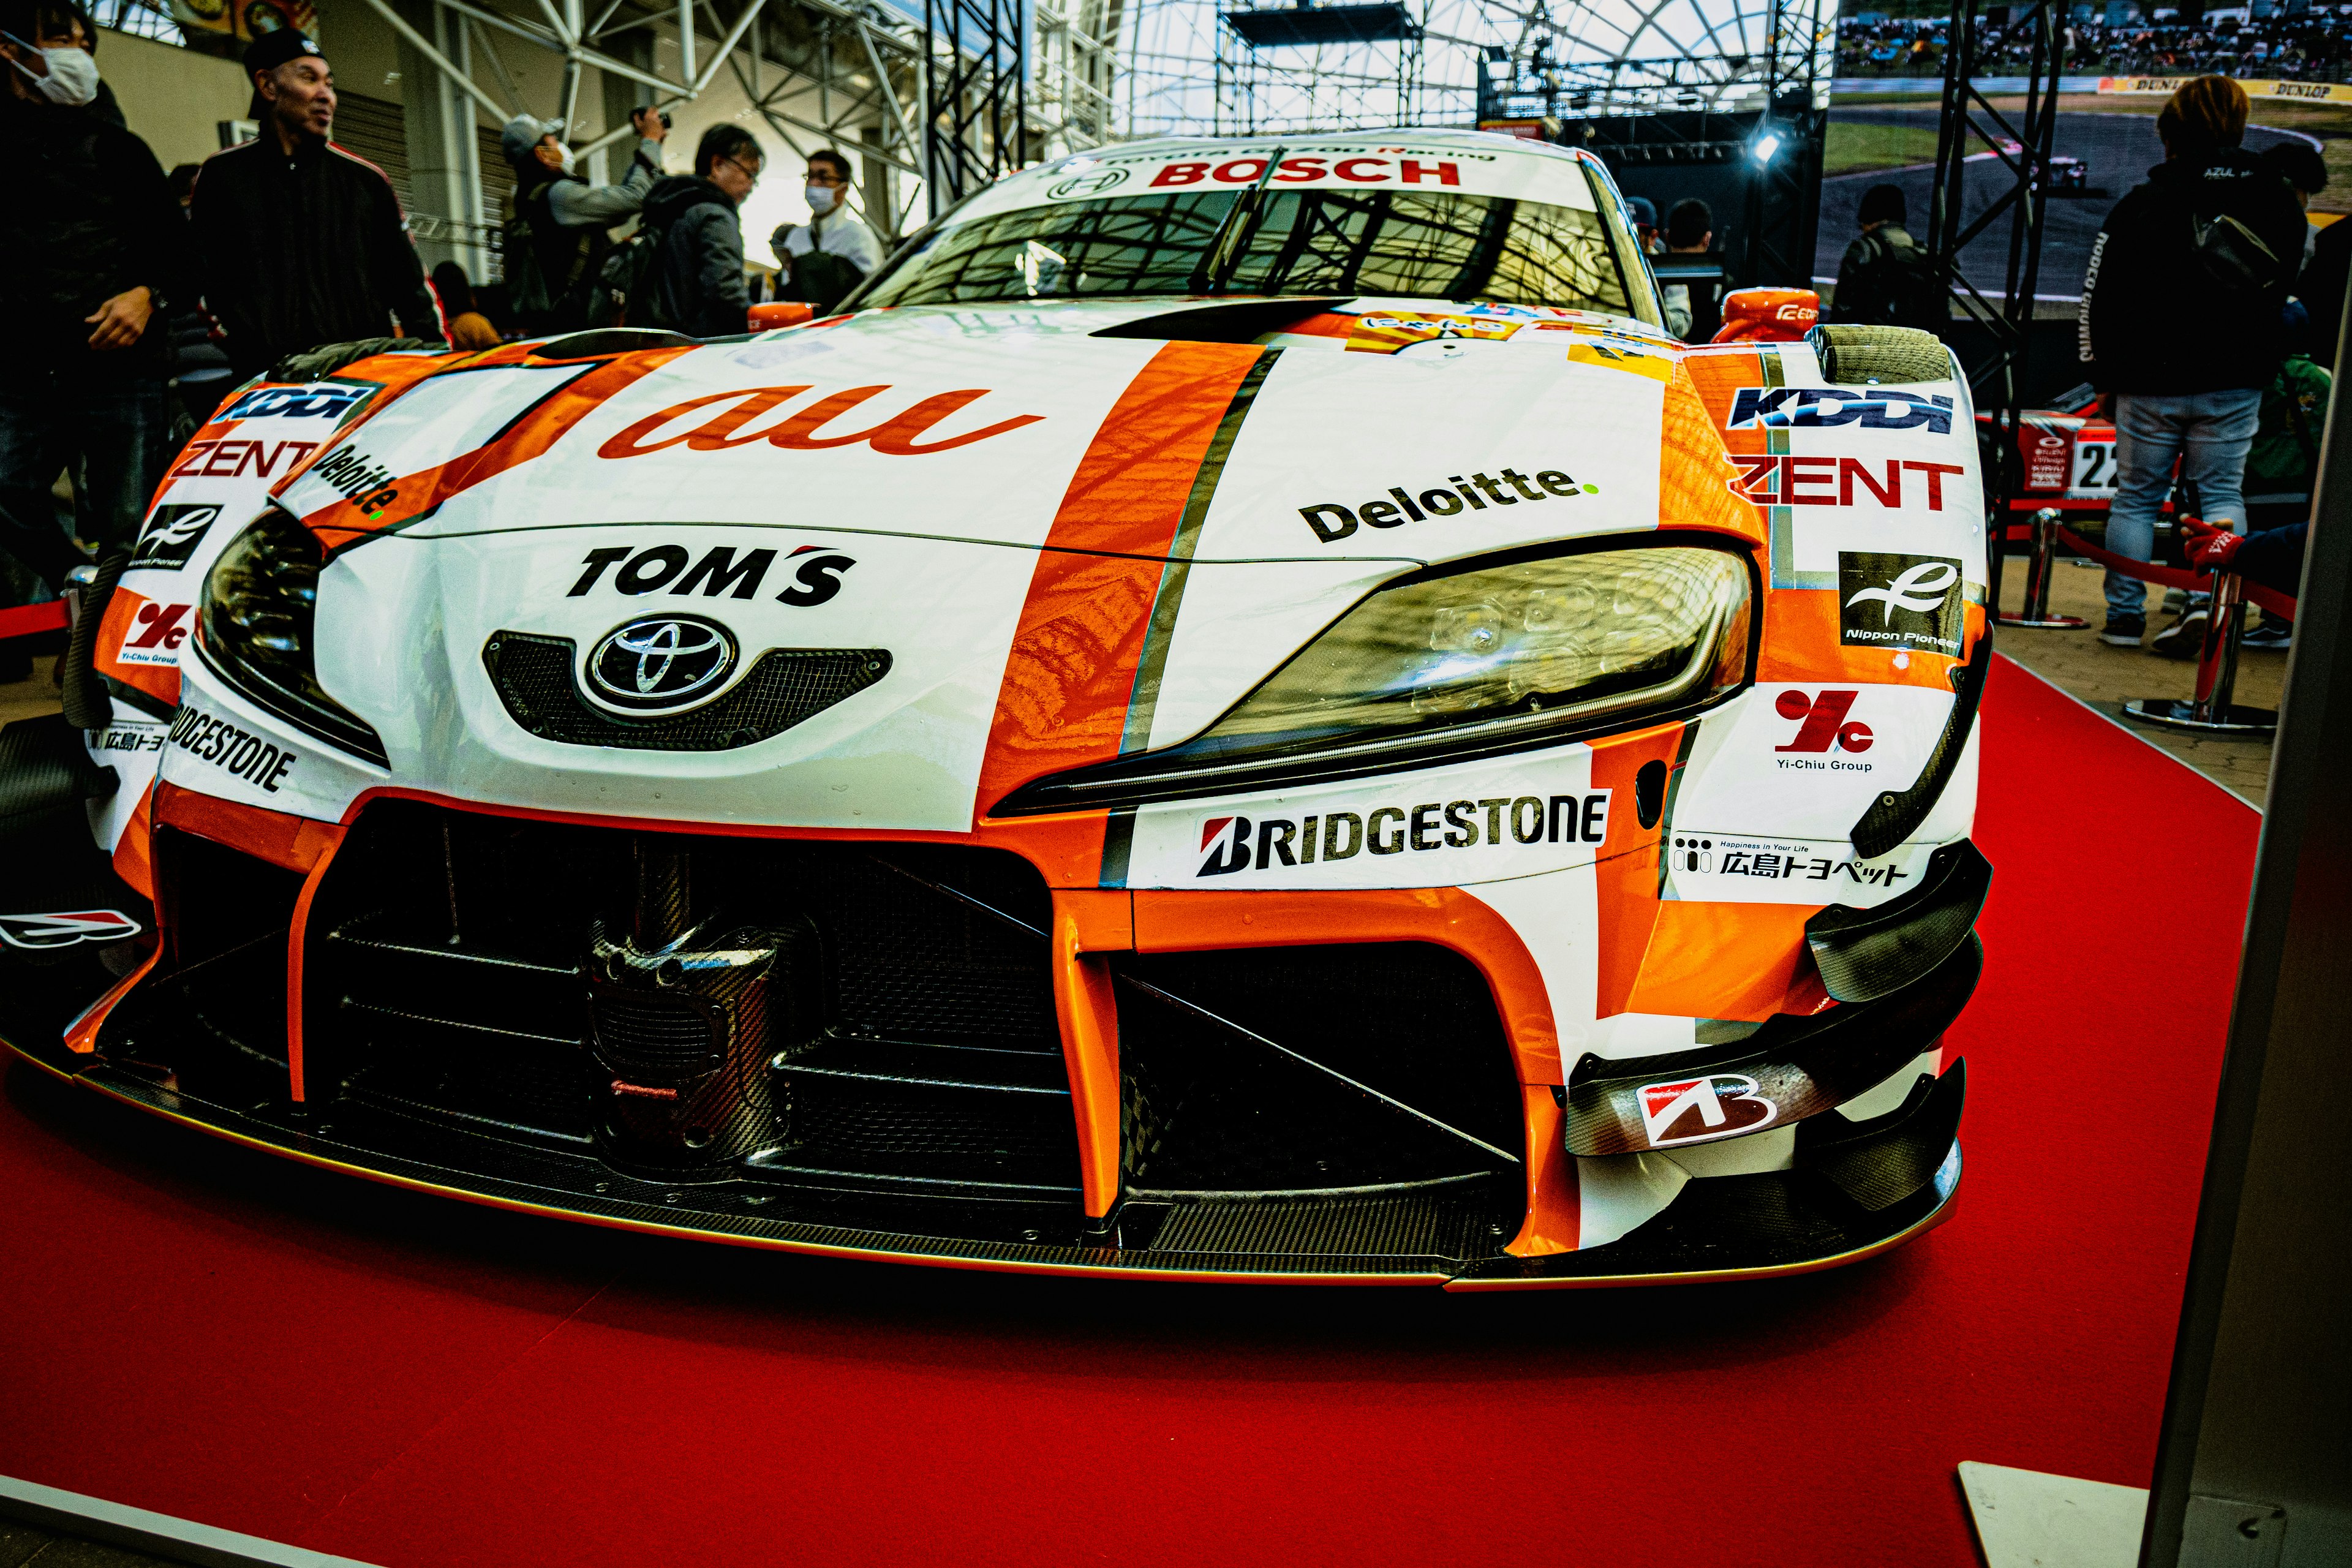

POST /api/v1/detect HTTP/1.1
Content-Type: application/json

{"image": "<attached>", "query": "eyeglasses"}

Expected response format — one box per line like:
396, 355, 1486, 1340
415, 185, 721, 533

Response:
720, 154, 762, 185
807, 170, 848, 186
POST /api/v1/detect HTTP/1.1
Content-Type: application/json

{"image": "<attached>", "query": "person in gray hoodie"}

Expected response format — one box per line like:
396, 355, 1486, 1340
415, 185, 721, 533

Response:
500, 107, 666, 333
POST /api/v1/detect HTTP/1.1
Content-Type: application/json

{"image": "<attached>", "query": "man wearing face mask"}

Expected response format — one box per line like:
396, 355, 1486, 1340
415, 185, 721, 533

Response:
768, 149, 882, 316
0, 0, 181, 614
500, 107, 666, 334
188, 28, 443, 380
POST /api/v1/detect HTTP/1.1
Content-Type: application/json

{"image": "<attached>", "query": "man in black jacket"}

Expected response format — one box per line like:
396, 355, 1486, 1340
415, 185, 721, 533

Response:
0, 0, 179, 614
646, 125, 758, 338
2076, 75, 2307, 647
500, 108, 666, 335
189, 28, 443, 380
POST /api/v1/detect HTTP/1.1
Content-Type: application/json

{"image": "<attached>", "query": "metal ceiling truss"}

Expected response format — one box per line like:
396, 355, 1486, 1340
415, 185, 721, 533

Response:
1124, 0, 1834, 138
369, 0, 1104, 250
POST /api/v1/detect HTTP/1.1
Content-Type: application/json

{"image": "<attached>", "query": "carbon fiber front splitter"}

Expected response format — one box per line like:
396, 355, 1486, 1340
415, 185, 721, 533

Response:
2, 1008, 1963, 1287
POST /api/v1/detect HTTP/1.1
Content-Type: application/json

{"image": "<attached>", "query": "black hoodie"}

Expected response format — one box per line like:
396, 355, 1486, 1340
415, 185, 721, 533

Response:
643, 175, 745, 339
2078, 146, 2310, 395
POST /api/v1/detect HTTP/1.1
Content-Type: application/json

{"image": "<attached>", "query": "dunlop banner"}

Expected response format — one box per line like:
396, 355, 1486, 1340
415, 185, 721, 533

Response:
2098, 75, 2352, 102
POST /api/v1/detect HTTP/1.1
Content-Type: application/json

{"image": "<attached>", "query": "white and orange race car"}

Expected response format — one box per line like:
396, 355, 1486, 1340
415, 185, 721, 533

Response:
0, 129, 1989, 1287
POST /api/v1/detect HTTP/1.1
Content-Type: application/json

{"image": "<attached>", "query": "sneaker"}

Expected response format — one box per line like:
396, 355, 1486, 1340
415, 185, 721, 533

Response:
2150, 608, 2210, 660
2240, 620, 2293, 650
2100, 614, 2146, 646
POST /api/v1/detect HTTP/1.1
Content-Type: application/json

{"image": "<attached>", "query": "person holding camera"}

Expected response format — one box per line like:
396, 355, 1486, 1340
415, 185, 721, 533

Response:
500, 105, 667, 335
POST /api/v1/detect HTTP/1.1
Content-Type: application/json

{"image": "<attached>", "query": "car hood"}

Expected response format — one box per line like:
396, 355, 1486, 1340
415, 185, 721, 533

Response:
273, 298, 1757, 570
241, 299, 1767, 835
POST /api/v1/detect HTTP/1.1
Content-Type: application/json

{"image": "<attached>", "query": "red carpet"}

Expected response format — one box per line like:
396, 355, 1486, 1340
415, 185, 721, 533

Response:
0, 655, 2258, 1568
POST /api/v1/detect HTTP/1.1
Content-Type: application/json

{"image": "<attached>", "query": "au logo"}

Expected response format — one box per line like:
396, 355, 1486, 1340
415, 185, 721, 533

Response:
598, 385, 1044, 460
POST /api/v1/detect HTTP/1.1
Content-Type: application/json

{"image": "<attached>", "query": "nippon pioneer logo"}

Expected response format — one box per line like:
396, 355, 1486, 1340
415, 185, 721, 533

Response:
1839, 551, 1965, 654
1727, 386, 1954, 435
0, 909, 143, 950
1196, 791, 1610, 876
1637, 1073, 1778, 1148
129, 504, 222, 571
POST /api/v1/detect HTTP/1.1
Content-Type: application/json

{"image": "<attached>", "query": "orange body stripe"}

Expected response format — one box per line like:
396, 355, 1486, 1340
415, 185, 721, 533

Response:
1758, 594, 1985, 688
973, 341, 1265, 824
301, 346, 698, 548
154, 782, 344, 873
1681, 349, 1770, 454
1625, 899, 1823, 1021
1656, 360, 1767, 546
92, 587, 183, 709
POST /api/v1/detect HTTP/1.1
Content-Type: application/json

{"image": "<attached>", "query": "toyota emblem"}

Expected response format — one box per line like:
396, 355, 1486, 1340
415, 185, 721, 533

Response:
586, 615, 739, 712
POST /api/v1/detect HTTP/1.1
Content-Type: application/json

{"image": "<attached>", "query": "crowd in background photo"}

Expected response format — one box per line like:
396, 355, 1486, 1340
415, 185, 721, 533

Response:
1839, 9, 2352, 78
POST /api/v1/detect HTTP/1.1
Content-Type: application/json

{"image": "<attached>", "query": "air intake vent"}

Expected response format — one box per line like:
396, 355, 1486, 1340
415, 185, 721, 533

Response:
483, 633, 888, 751
589, 989, 722, 1076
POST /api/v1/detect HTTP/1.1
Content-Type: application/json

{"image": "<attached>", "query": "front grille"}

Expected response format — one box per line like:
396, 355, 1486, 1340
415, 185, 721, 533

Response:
483, 633, 890, 751
1115, 943, 1523, 1196
590, 989, 721, 1075
301, 804, 1080, 1192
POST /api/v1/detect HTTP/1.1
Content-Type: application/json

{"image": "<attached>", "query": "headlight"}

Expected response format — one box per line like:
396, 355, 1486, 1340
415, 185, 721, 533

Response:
995, 541, 1752, 814
199, 508, 388, 766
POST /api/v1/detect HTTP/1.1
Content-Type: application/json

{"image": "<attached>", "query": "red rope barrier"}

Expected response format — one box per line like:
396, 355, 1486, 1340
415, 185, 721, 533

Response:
2054, 524, 2296, 624
0, 601, 68, 642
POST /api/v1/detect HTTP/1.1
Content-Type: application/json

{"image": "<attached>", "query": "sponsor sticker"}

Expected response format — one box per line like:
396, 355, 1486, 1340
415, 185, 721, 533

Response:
218, 383, 371, 422
1196, 790, 1610, 876
167, 705, 299, 793
167, 438, 323, 483
94, 724, 166, 754
1839, 551, 1964, 656
1668, 834, 1915, 889
1729, 456, 1962, 510
1046, 167, 1129, 200
1773, 688, 1875, 767
1637, 1073, 1778, 1148
0, 908, 142, 950
596, 384, 1045, 461
115, 601, 193, 666
129, 503, 224, 571
1296, 466, 1595, 543
306, 443, 401, 514
1727, 386, 1954, 435
567, 542, 855, 606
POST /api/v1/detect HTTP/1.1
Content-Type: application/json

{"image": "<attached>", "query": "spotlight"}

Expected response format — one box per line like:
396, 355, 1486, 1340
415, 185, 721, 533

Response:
1752, 130, 1782, 164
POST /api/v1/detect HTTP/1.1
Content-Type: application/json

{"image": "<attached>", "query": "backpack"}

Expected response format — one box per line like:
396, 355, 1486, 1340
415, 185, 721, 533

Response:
597, 220, 671, 330
1873, 227, 1949, 333
502, 182, 605, 329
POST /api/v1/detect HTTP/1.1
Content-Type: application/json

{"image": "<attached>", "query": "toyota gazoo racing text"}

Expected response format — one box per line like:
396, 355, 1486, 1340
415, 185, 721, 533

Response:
0, 130, 1990, 1287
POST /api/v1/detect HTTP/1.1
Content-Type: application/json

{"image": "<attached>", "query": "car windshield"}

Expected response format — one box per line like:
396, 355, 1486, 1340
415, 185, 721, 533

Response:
855, 184, 1637, 317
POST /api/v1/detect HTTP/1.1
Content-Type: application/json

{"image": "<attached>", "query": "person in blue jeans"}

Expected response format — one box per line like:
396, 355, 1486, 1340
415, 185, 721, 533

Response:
2076, 75, 2308, 649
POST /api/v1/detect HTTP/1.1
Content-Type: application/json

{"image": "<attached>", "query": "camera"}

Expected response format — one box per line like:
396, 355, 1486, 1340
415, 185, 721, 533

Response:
638, 106, 672, 129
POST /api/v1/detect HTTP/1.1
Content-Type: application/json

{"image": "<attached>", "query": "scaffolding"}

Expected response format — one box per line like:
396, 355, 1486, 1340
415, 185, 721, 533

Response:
1124, 0, 1836, 139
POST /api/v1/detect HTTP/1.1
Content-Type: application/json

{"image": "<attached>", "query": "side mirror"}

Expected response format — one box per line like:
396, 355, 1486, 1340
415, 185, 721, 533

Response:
748, 301, 815, 331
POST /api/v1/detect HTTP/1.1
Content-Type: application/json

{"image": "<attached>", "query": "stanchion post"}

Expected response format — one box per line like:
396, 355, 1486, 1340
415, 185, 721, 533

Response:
2189, 571, 2246, 726
2127, 566, 2275, 736
1998, 506, 2090, 629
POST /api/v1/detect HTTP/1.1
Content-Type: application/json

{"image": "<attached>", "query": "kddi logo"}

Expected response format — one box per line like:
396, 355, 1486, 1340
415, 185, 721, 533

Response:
1727, 386, 1954, 434
1197, 791, 1610, 875
1838, 551, 1964, 655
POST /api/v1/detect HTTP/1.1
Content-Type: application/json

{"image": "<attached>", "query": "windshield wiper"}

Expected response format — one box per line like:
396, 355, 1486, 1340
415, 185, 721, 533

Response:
1186, 146, 1287, 296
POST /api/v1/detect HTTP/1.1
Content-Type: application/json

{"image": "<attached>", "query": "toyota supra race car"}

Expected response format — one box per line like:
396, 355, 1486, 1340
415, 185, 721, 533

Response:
0, 129, 1991, 1287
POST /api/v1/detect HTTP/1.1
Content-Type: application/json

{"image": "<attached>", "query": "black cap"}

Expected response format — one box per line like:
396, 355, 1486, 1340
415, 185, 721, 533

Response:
243, 26, 324, 79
